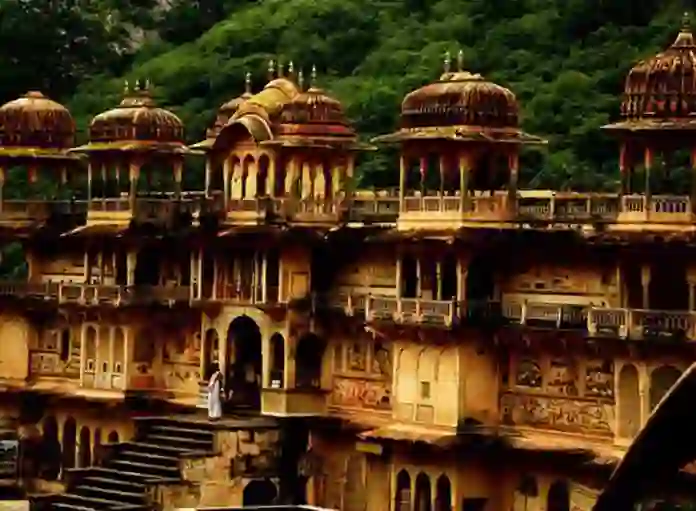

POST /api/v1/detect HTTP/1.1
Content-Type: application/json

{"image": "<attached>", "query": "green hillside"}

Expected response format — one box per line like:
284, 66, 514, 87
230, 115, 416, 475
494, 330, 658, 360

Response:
1, 0, 693, 190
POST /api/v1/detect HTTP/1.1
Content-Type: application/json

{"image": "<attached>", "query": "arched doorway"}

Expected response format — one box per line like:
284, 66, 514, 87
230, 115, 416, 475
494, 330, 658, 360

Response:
395, 469, 411, 511
134, 246, 161, 286
41, 416, 61, 480
243, 478, 277, 506
618, 364, 641, 438
78, 426, 91, 468
93, 428, 102, 466
650, 365, 682, 411
547, 480, 570, 511
62, 417, 77, 470
203, 328, 219, 380
226, 315, 262, 410
414, 472, 431, 511
295, 333, 326, 389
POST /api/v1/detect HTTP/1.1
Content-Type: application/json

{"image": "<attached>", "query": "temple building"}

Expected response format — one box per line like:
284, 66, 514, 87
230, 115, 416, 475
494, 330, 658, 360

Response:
0, 14, 695, 511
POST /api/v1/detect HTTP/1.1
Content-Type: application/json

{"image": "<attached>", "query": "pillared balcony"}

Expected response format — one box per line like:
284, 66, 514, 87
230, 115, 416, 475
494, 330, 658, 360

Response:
0, 281, 190, 307
325, 292, 696, 342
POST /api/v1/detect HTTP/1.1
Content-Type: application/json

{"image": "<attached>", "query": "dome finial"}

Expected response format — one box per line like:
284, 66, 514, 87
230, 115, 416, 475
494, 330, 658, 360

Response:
267, 59, 275, 81
124, 80, 130, 94
135, 79, 141, 91
457, 49, 464, 72
298, 69, 305, 91
278, 60, 284, 77
288, 60, 295, 77
444, 51, 451, 74
683, 11, 691, 31
311, 65, 317, 88
244, 72, 252, 94
144, 79, 150, 91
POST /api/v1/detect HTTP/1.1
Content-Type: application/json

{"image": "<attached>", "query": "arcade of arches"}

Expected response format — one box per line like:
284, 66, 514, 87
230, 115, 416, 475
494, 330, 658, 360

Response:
212, 149, 353, 204
39, 414, 123, 480
616, 362, 683, 442
201, 314, 327, 408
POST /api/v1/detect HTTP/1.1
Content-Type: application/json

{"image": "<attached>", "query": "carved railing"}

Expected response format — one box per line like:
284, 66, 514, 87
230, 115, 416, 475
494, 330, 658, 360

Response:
0, 281, 190, 306
348, 197, 400, 223
588, 307, 696, 340
401, 192, 694, 224
0, 199, 87, 221
364, 296, 459, 327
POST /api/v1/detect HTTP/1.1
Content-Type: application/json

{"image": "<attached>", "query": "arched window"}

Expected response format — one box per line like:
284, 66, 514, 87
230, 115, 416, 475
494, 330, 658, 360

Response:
62, 417, 77, 470
435, 475, 452, 511
269, 333, 285, 388
414, 472, 432, 511
618, 364, 641, 438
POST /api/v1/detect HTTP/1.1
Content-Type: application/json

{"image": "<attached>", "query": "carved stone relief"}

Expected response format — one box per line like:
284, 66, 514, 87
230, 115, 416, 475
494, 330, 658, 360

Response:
500, 393, 613, 435
331, 377, 392, 410
547, 358, 578, 396
585, 360, 614, 399
516, 358, 542, 388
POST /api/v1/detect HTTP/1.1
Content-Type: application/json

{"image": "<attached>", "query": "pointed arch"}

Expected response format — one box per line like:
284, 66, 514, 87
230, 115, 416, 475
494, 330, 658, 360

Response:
618, 363, 641, 438
78, 426, 91, 468
41, 415, 61, 480
435, 474, 452, 511
414, 472, 432, 511
62, 416, 77, 470
395, 469, 412, 511
650, 365, 683, 411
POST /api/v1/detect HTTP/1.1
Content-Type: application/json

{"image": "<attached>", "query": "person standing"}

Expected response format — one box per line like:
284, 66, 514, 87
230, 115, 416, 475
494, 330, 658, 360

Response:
207, 363, 223, 421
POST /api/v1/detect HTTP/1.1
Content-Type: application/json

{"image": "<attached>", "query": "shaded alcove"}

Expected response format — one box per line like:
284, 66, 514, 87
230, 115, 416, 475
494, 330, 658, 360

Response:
225, 315, 262, 410
435, 474, 452, 511
62, 417, 76, 470
78, 426, 91, 468
269, 332, 285, 388
414, 472, 432, 511
295, 333, 326, 389
40, 415, 61, 480
547, 480, 570, 511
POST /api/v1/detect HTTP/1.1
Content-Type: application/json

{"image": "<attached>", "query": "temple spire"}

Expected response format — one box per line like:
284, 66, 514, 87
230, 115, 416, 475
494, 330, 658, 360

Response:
298, 69, 305, 91
683, 11, 691, 31
267, 59, 275, 81
444, 51, 451, 74
310, 65, 317, 88
244, 72, 252, 94
457, 49, 464, 72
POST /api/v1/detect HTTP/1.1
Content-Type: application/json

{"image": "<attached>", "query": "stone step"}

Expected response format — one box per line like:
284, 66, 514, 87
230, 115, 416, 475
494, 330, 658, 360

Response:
107, 459, 180, 478
149, 424, 215, 442
74, 485, 144, 505
82, 476, 146, 493
145, 433, 213, 451
53, 504, 98, 511
54, 492, 128, 509
86, 466, 168, 484
127, 441, 208, 456
120, 449, 179, 465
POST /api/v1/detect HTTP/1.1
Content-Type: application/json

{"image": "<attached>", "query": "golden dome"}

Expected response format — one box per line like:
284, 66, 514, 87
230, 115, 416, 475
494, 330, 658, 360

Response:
0, 91, 75, 149
620, 14, 696, 121
278, 68, 356, 140
401, 67, 519, 130
89, 83, 184, 144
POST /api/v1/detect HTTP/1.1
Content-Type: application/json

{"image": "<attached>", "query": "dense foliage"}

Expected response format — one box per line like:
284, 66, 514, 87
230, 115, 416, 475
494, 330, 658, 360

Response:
1, 0, 696, 191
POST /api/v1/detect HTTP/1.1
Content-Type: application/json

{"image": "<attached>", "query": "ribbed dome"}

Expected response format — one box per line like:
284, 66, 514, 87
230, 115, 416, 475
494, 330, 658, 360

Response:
0, 91, 75, 149
279, 83, 356, 139
401, 70, 519, 129
89, 84, 184, 144
620, 15, 696, 120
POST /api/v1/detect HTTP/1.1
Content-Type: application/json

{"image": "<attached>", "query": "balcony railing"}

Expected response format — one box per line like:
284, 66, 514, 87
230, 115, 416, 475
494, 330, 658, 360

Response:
0, 281, 190, 306
401, 192, 695, 224
0, 199, 87, 221
325, 292, 696, 341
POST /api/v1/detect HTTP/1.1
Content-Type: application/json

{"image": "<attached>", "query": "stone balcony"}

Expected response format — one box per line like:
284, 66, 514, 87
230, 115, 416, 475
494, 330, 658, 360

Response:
0, 281, 191, 307
399, 192, 695, 229
87, 196, 206, 227
326, 292, 696, 342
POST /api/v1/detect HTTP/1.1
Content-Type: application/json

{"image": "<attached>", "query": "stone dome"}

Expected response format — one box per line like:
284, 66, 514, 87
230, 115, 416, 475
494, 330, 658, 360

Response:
89, 83, 184, 144
620, 15, 696, 121
400, 65, 519, 130
0, 91, 75, 149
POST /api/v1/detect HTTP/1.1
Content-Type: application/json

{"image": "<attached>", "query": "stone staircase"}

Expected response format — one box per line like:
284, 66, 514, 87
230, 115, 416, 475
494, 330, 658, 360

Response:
50, 415, 217, 511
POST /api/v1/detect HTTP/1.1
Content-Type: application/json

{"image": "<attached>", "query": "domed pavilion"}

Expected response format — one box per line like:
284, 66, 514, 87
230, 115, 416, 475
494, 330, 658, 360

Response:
603, 13, 696, 200
71, 81, 189, 210
374, 50, 545, 215
0, 91, 81, 205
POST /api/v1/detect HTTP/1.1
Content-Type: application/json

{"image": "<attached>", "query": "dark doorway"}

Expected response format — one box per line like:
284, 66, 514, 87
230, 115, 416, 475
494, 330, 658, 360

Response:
225, 315, 262, 410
